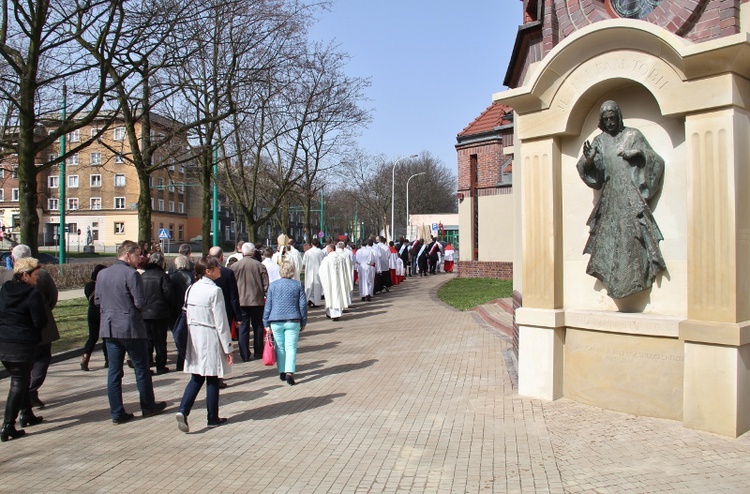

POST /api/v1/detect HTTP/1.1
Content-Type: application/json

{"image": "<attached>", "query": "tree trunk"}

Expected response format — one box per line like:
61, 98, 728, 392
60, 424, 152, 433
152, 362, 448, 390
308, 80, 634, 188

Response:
137, 169, 153, 242
17, 114, 41, 254
201, 152, 213, 255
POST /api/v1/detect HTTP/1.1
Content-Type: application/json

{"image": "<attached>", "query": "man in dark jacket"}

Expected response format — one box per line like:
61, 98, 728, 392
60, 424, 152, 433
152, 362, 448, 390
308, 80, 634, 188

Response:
230, 243, 269, 361
95, 240, 166, 424
0, 244, 59, 409
140, 251, 174, 374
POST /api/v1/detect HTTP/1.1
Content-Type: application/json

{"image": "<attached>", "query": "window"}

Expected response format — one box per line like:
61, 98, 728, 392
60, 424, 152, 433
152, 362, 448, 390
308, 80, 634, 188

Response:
114, 174, 126, 187
90, 197, 102, 210
114, 222, 125, 234
68, 153, 79, 166
157, 199, 164, 211
114, 197, 126, 209
178, 184, 184, 194
12, 167, 18, 179
90, 153, 102, 166
114, 154, 125, 164
48, 198, 59, 210
168, 182, 175, 192
178, 202, 184, 214
67, 198, 79, 210
48, 176, 59, 189
158, 178, 164, 187
0, 168, 4, 178
169, 201, 175, 212
113, 127, 126, 141
90, 127, 100, 138
609, 0, 662, 18
11, 188, 18, 201
68, 130, 80, 142
151, 197, 154, 208
48, 154, 56, 164
168, 164, 175, 171
180, 166, 186, 174
178, 224, 184, 241
90, 174, 102, 188
68, 175, 79, 188
0, 190, 4, 201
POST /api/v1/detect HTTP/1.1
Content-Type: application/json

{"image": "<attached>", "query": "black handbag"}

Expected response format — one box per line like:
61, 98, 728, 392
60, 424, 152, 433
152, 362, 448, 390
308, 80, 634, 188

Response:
172, 285, 193, 358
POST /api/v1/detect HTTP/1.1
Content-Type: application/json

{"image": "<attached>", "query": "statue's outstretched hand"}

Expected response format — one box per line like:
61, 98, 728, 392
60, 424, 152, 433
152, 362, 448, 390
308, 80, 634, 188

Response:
583, 140, 596, 164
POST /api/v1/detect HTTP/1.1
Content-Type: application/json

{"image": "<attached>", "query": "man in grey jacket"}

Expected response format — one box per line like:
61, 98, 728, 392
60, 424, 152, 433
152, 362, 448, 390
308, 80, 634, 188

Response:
95, 240, 166, 424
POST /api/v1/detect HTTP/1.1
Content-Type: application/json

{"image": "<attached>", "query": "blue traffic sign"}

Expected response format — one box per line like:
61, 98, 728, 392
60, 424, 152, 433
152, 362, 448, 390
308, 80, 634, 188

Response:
158, 228, 171, 239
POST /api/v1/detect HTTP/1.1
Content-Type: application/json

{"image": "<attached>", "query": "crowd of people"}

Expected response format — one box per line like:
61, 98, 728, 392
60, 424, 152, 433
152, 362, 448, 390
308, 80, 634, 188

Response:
0, 232, 453, 440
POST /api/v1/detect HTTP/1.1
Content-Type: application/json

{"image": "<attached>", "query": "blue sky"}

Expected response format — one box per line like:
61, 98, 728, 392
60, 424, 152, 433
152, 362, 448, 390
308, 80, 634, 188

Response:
309, 0, 522, 173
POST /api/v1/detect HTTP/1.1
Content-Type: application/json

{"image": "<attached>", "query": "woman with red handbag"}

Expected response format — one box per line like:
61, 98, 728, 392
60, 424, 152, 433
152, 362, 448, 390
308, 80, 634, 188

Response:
262, 261, 307, 385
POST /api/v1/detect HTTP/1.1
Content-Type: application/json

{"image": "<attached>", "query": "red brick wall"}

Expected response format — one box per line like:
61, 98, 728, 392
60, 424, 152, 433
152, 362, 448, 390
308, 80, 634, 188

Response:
456, 260, 513, 280
539, 0, 742, 64
456, 140, 509, 192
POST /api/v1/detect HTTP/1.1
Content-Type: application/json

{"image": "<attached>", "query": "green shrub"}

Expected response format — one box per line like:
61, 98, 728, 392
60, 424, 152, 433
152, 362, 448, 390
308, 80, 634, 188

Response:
42, 261, 116, 290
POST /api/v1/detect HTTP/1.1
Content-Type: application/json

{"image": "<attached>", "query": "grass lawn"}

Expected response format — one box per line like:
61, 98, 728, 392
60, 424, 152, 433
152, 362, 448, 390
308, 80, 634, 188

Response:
53, 298, 90, 352
437, 277, 513, 311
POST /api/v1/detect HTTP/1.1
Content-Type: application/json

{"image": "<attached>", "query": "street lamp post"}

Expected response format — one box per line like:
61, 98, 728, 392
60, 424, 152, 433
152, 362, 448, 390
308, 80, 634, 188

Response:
406, 172, 426, 240
391, 154, 418, 241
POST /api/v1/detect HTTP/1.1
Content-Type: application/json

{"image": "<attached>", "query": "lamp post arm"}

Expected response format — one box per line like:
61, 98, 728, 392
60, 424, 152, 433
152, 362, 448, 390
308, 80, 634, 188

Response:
391, 154, 418, 240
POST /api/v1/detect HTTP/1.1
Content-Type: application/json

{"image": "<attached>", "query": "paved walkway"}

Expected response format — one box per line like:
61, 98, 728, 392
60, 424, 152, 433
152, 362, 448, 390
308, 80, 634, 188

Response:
2, 274, 750, 493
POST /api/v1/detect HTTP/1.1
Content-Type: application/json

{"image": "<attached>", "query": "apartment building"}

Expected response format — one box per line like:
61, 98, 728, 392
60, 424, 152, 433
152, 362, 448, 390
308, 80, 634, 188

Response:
0, 112, 195, 250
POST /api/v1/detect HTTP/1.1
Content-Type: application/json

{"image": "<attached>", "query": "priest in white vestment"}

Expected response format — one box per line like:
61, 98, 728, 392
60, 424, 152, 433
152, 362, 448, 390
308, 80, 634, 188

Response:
319, 242, 351, 320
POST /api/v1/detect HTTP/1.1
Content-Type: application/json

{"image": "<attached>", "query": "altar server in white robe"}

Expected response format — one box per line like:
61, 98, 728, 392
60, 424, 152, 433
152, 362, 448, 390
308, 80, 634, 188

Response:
301, 238, 325, 307
355, 240, 375, 301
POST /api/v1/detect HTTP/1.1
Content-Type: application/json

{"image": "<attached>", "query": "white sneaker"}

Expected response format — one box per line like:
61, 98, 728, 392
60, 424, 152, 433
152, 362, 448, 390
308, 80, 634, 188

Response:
175, 412, 189, 433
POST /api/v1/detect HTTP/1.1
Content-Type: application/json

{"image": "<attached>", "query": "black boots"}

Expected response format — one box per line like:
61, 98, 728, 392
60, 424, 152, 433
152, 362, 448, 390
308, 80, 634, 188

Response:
0, 424, 25, 442
19, 412, 43, 427
81, 353, 90, 371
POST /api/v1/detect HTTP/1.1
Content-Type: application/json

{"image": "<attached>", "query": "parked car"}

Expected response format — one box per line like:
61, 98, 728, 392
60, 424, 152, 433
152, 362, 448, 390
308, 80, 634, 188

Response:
0, 251, 60, 265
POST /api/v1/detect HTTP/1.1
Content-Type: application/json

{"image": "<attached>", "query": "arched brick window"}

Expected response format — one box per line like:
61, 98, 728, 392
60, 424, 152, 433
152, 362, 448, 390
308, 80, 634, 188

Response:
609, 0, 662, 19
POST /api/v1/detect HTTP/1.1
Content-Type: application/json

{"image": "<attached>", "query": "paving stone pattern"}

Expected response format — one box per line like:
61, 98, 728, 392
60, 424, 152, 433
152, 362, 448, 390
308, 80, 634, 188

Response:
1, 274, 750, 493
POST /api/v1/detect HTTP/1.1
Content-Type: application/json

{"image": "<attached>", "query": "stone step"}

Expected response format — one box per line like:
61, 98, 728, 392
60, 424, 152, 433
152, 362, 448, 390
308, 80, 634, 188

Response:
473, 299, 514, 338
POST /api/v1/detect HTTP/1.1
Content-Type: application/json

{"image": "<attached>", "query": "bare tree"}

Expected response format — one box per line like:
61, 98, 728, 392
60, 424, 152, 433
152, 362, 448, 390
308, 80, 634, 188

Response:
176, 0, 322, 252
0, 0, 129, 253
294, 41, 371, 240
338, 151, 457, 239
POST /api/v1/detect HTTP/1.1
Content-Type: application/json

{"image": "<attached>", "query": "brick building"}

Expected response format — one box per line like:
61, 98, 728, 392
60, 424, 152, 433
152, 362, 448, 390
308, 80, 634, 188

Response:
506, 0, 747, 89
455, 102, 514, 279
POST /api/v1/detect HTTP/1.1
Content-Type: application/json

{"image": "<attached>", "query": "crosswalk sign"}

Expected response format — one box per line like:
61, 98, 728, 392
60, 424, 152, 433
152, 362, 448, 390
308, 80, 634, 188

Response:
158, 228, 171, 240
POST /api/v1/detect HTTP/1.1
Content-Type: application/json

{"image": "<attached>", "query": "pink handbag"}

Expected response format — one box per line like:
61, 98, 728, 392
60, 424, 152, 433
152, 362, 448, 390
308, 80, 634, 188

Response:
263, 332, 277, 366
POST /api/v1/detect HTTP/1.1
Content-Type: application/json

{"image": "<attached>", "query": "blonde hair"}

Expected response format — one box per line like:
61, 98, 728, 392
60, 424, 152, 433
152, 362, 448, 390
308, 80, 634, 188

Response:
13, 257, 40, 277
279, 261, 296, 279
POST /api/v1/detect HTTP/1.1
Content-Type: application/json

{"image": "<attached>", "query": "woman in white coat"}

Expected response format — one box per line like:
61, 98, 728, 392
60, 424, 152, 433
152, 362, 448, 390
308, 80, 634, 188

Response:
175, 257, 234, 433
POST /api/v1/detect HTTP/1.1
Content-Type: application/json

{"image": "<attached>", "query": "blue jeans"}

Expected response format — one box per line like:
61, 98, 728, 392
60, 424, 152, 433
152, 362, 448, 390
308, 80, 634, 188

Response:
106, 338, 156, 419
270, 321, 300, 374
178, 375, 220, 424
